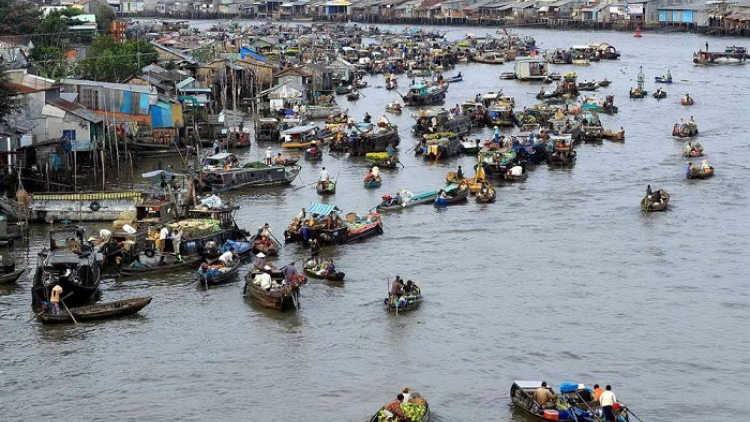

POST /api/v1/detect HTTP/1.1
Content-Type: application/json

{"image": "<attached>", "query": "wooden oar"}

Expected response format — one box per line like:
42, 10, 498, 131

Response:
60, 298, 78, 325
620, 404, 645, 422
572, 392, 604, 422
28, 292, 72, 322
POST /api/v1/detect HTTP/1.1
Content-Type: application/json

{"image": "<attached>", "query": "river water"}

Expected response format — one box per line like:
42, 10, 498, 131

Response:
1, 25, 749, 421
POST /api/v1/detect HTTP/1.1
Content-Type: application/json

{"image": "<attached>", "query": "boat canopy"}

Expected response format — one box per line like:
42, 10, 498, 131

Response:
281, 124, 318, 135
141, 169, 183, 179
204, 152, 237, 162
560, 382, 591, 393
513, 380, 545, 389
307, 203, 342, 216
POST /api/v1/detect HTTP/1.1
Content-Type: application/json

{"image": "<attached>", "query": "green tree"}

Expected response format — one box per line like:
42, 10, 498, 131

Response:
79, 35, 158, 82
0, 68, 20, 123
95, 4, 115, 32
0, 0, 42, 36
29, 46, 72, 81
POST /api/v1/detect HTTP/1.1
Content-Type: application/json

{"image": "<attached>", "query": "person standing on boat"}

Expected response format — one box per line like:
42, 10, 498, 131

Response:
283, 262, 299, 285
391, 277, 404, 298
265, 147, 273, 166
310, 237, 321, 262
593, 384, 603, 401
457, 165, 464, 180
646, 185, 653, 201
259, 223, 273, 239
213, 139, 219, 154
255, 252, 267, 270
50, 284, 63, 314
599, 385, 617, 421
494, 125, 500, 143
159, 226, 170, 252
172, 228, 182, 256
219, 247, 236, 266
319, 167, 331, 189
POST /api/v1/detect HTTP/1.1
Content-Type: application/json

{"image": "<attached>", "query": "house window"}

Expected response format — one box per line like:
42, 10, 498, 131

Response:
63, 130, 77, 141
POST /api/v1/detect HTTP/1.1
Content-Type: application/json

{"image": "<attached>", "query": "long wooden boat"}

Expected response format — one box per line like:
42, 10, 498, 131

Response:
242, 272, 303, 311
687, 166, 715, 180
434, 186, 469, 206
403, 83, 448, 107
672, 123, 698, 138
38, 297, 152, 324
199, 153, 301, 193
119, 256, 202, 277
302, 261, 346, 281
641, 190, 670, 212
376, 190, 438, 212
197, 259, 241, 286
510, 381, 576, 422
369, 399, 430, 422
0, 268, 26, 285
385, 288, 423, 313
316, 180, 336, 195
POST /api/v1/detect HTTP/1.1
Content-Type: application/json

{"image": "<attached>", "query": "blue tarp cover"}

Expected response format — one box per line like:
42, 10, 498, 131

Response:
560, 382, 580, 393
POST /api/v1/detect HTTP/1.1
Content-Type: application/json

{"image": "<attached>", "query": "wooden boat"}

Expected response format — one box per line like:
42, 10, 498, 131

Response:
652, 90, 667, 99
641, 190, 670, 212
199, 153, 301, 193
476, 185, 496, 203
119, 256, 202, 277
249, 234, 280, 256
335, 85, 353, 95
0, 268, 26, 285
369, 398, 430, 422
385, 105, 403, 114
385, 287, 423, 313
272, 156, 300, 166
510, 381, 576, 422
687, 166, 715, 180
672, 122, 698, 138
376, 190, 438, 212
693, 48, 748, 65
461, 139, 482, 154
596, 78, 612, 87
683, 142, 703, 157
680, 96, 695, 105
304, 147, 323, 161
654, 76, 673, 84
364, 176, 382, 189
365, 153, 401, 169
403, 83, 448, 107
302, 260, 345, 281
242, 272, 303, 311
355, 80, 368, 89
504, 166, 528, 182
446, 74, 463, 83
347, 91, 360, 101
316, 179, 336, 195
32, 226, 101, 307
38, 297, 152, 324
197, 259, 241, 286
602, 129, 625, 141
629, 88, 647, 98
435, 185, 469, 206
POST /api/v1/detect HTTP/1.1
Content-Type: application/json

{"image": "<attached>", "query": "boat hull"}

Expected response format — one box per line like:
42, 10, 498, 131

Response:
0, 268, 26, 285
38, 297, 152, 324
119, 256, 202, 277
641, 191, 670, 212
243, 274, 301, 311
198, 260, 241, 286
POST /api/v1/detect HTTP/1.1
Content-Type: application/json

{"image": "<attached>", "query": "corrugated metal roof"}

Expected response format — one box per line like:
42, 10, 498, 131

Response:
47, 98, 104, 123
307, 203, 342, 215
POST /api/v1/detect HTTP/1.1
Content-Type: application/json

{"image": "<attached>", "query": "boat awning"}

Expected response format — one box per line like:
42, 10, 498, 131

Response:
281, 124, 318, 135
205, 152, 236, 161
513, 380, 545, 389
307, 203, 342, 215
141, 169, 183, 179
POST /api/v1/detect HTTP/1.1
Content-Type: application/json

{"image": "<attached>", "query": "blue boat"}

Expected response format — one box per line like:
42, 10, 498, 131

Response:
654, 76, 672, 84
446, 74, 463, 83
434, 184, 469, 207
376, 189, 438, 212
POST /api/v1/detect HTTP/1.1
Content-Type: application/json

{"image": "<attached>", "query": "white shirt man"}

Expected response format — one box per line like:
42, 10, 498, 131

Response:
99, 229, 112, 243
599, 389, 616, 407
253, 271, 272, 289
510, 165, 523, 176
218, 250, 235, 266
319, 167, 330, 182
265, 147, 272, 161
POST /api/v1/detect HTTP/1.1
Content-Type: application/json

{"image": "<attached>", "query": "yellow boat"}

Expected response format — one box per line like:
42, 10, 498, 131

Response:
281, 124, 323, 150
446, 165, 486, 195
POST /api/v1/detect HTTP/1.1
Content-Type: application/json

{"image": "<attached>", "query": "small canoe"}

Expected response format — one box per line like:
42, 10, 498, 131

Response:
249, 235, 281, 256
476, 187, 496, 203
197, 259, 241, 286
119, 256, 202, 277
385, 289, 423, 313
435, 186, 469, 206
680, 96, 695, 105
347, 92, 360, 101
602, 129, 625, 141
302, 262, 346, 281
316, 180, 336, 195
355, 80, 368, 88
385, 105, 402, 114
687, 166, 715, 179
652, 91, 667, 99
461, 140, 481, 154
242, 272, 303, 311
641, 190, 670, 212
369, 399, 430, 422
274, 157, 300, 166
305, 149, 323, 161
446, 75, 463, 83
335, 85, 352, 95
654, 76, 673, 84
364, 177, 382, 189
597, 79, 612, 87
38, 297, 152, 324
504, 169, 528, 182
0, 268, 26, 285
376, 190, 438, 212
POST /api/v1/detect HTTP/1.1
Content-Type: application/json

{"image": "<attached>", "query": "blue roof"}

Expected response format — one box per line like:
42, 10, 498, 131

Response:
307, 203, 341, 215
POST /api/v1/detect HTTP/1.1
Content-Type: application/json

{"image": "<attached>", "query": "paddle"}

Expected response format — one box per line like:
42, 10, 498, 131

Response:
620, 404, 645, 422
572, 391, 604, 422
60, 297, 78, 325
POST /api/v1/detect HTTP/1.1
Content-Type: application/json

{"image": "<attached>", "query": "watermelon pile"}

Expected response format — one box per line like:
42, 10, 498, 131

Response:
375, 403, 427, 422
